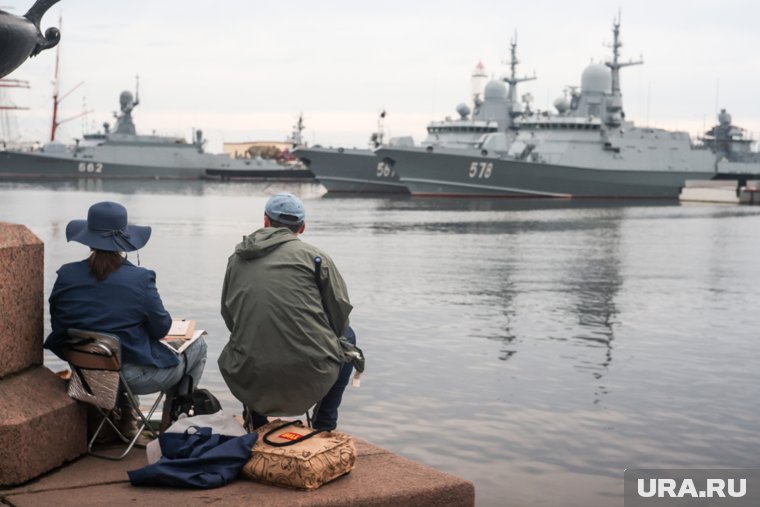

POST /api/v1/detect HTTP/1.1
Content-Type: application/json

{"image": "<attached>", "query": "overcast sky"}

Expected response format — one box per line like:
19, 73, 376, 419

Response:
2, 0, 759, 153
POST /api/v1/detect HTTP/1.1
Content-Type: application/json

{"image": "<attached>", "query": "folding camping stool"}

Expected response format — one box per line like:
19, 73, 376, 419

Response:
63, 329, 165, 460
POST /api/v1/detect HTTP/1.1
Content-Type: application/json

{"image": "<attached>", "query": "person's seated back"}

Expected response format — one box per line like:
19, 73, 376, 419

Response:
45, 201, 207, 436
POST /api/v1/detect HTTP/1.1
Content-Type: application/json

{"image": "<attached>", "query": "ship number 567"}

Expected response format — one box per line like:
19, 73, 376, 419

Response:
376, 162, 394, 178
468, 161, 492, 179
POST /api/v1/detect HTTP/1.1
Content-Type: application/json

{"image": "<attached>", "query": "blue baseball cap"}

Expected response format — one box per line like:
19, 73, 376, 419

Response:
265, 192, 306, 225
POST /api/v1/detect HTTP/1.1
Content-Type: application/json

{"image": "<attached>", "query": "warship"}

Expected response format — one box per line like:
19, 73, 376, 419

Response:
294, 110, 410, 194
376, 19, 760, 198
295, 52, 531, 193
0, 86, 314, 181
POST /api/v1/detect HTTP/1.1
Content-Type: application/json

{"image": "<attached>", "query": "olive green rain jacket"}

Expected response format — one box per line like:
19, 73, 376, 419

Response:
218, 227, 352, 415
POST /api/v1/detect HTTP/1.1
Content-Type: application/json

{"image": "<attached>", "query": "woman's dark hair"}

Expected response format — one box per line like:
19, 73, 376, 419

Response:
88, 249, 124, 281
267, 214, 302, 233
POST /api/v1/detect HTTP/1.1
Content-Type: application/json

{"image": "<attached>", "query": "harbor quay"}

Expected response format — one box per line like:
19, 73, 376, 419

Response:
0, 221, 474, 507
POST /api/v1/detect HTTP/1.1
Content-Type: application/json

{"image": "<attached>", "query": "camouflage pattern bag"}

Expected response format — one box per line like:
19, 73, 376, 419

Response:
241, 419, 356, 490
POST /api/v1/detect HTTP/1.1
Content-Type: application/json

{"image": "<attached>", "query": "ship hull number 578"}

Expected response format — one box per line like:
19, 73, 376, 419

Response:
469, 161, 492, 179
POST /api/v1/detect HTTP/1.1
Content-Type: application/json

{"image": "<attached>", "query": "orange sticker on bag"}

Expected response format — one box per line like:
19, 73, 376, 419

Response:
278, 432, 304, 441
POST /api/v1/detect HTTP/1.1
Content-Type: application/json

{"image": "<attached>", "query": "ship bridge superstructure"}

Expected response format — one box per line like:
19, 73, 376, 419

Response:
422, 35, 534, 149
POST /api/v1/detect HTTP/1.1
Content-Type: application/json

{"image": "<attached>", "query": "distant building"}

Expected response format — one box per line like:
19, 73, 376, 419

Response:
224, 141, 293, 159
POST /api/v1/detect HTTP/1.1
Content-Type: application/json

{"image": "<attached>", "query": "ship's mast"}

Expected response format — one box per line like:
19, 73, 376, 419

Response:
49, 14, 61, 141
370, 109, 386, 148
0, 79, 30, 144
289, 112, 305, 148
605, 14, 642, 99
48, 15, 89, 141
502, 33, 535, 120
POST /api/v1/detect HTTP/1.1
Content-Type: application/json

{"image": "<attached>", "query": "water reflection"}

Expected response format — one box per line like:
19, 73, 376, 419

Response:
564, 209, 623, 404
384, 196, 678, 213
370, 195, 627, 390
0, 178, 325, 198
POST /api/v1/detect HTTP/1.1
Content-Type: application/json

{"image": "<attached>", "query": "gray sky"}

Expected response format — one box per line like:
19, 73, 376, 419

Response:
2, 0, 759, 153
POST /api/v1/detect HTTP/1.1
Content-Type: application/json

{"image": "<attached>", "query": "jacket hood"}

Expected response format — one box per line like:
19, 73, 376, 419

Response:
235, 227, 299, 260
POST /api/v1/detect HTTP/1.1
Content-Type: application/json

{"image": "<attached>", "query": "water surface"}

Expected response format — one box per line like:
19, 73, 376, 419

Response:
2, 179, 759, 507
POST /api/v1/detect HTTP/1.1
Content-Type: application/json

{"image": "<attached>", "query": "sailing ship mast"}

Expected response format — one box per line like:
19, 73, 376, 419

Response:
49, 14, 60, 141
49, 15, 89, 141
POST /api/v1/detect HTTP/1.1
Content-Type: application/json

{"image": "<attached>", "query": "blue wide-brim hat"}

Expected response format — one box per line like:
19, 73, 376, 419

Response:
65, 201, 151, 252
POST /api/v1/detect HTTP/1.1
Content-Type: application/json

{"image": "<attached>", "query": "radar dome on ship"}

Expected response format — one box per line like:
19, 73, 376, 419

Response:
484, 79, 507, 100
580, 64, 611, 93
120, 91, 134, 106
456, 103, 471, 119
553, 96, 570, 114
718, 109, 732, 126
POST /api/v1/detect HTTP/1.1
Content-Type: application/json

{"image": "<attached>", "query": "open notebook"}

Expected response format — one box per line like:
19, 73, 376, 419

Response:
161, 319, 206, 354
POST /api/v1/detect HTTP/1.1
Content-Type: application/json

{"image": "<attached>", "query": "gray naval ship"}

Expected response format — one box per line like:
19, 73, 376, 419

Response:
294, 51, 531, 193
376, 19, 760, 198
293, 111, 409, 193
0, 87, 313, 180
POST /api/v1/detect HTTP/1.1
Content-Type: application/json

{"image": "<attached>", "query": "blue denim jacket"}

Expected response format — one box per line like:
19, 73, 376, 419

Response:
45, 259, 178, 368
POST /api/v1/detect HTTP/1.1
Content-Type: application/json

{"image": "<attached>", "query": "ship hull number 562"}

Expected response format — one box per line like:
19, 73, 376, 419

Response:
78, 162, 104, 173
468, 161, 492, 179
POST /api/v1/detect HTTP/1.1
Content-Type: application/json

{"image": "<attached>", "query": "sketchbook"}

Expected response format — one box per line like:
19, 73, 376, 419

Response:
161, 319, 206, 354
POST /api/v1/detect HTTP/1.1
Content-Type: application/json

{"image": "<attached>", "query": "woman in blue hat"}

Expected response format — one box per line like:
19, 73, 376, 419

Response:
45, 201, 207, 437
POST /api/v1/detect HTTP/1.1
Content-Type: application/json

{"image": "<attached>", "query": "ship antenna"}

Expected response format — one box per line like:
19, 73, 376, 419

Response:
134, 74, 140, 109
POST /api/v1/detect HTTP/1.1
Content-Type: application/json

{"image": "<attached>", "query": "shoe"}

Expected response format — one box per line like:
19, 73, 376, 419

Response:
133, 430, 156, 448
242, 405, 269, 432
118, 407, 142, 439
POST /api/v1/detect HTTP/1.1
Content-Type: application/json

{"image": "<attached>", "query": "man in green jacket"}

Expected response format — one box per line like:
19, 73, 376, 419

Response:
218, 192, 355, 430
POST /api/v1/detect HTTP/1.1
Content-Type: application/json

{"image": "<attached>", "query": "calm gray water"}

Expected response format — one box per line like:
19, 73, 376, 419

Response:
2, 179, 759, 507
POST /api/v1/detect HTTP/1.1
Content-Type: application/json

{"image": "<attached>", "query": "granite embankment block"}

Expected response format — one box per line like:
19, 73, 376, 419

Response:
0, 222, 44, 378
0, 438, 475, 507
0, 222, 87, 486
0, 367, 86, 485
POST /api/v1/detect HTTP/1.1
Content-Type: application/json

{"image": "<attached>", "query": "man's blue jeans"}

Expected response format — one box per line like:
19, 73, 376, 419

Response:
246, 328, 356, 431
